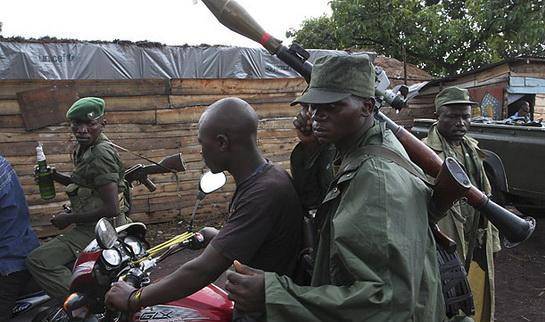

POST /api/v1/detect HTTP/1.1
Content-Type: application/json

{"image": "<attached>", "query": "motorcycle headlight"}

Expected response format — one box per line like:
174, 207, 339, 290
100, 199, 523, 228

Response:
101, 249, 122, 268
124, 236, 144, 255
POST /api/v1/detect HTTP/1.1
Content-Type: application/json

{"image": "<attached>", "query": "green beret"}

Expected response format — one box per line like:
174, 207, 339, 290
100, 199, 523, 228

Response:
291, 54, 375, 106
435, 87, 478, 112
66, 97, 105, 121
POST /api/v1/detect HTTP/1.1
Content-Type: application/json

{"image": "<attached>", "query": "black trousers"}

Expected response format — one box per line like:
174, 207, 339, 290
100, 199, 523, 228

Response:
0, 269, 31, 322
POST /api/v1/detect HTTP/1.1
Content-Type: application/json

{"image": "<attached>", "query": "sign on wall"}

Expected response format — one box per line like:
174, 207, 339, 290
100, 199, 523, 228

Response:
468, 83, 506, 120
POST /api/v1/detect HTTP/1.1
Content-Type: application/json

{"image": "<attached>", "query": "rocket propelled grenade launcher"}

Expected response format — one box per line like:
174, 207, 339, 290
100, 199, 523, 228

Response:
201, 0, 313, 83
201, 0, 535, 246
202, 0, 405, 109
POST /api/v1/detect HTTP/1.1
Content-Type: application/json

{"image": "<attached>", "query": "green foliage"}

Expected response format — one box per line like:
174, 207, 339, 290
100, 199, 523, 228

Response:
287, 0, 545, 76
286, 16, 339, 50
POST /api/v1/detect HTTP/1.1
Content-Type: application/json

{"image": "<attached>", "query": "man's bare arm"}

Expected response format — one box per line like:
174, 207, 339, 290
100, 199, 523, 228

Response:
105, 243, 231, 310
140, 245, 232, 307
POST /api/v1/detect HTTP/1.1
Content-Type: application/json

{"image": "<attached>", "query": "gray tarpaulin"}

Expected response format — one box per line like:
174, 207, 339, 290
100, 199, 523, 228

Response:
0, 41, 372, 80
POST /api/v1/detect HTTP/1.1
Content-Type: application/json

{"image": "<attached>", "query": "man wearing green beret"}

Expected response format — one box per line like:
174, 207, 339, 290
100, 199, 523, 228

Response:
224, 55, 447, 321
26, 97, 130, 304
422, 87, 501, 322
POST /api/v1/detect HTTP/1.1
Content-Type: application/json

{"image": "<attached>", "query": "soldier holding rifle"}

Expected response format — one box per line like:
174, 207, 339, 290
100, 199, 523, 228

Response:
26, 97, 131, 303
225, 55, 447, 321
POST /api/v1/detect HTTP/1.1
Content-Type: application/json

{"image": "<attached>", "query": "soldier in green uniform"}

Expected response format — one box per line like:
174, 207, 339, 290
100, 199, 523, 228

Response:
224, 55, 447, 321
423, 87, 501, 322
26, 97, 130, 303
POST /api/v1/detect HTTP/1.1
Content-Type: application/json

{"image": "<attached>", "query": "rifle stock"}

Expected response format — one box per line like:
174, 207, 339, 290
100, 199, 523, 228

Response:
143, 153, 186, 175
201, 0, 535, 246
125, 153, 186, 192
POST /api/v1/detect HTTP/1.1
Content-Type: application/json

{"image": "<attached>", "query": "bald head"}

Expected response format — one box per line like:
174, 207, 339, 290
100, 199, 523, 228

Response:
198, 98, 261, 173
199, 97, 259, 145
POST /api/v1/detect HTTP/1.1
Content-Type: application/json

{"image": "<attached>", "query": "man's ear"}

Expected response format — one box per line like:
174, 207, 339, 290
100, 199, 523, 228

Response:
217, 134, 230, 152
361, 98, 374, 117
435, 105, 443, 118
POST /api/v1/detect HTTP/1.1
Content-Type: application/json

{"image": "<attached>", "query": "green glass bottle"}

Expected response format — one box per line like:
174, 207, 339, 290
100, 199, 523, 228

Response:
36, 143, 56, 200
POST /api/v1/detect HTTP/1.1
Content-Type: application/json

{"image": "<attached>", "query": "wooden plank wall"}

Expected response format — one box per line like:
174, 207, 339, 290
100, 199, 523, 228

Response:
0, 78, 423, 237
407, 84, 440, 123
413, 61, 545, 122
410, 64, 512, 121
535, 94, 545, 120
387, 78, 435, 127
510, 60, 545, 78
509, 61, 545, 121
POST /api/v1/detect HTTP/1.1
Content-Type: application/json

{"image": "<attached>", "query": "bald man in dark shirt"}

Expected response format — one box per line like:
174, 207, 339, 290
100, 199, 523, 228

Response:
106, 97, 303, 320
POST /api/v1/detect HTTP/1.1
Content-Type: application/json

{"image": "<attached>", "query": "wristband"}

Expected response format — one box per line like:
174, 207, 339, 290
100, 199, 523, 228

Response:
127, 288, 143, 311
134, 288, 143, 308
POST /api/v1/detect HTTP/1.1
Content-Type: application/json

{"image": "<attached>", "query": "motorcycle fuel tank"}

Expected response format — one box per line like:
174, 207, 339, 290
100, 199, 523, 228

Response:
133, 284, 233, 321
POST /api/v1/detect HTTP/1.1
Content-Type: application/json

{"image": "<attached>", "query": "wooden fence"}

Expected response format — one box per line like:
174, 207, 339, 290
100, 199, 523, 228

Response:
0, 78, 429, 237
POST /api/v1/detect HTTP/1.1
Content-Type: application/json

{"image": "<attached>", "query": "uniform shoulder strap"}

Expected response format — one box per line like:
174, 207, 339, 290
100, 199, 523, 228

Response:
362, 145, 434, 185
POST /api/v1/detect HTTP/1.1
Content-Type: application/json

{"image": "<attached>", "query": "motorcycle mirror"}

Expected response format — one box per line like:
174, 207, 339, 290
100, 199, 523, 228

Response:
199, 171, 226, 194
184, 172, 227, 230
95, 218, 117, 249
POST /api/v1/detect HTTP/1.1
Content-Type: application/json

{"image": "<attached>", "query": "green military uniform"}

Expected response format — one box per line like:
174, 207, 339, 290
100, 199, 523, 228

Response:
257, 55, 450, 321
263, 55, 446, 321
423, 87, 501, 322
424, 125, 501, 322
26, 98, 130, 302
266, 122, 446, 321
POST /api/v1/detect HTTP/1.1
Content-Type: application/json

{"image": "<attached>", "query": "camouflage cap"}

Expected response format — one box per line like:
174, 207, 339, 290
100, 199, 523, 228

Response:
66, 97, 105, 121
291, 54, 375, 106
434, 87, 478, 112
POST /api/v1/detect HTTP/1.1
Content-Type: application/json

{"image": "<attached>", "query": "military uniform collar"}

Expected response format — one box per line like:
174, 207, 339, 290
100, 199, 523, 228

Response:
95, 133, 109, 145
426, 123, 480, 152
75, 133, 109, 158
335, 121, 381, 159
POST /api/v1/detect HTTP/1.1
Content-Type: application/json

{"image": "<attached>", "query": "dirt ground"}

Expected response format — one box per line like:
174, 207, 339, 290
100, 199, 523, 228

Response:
494, 213, 545, 322
146, 214, 545, 321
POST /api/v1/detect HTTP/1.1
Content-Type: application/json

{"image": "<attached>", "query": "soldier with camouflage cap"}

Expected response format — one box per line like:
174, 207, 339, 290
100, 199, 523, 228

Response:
27, 97, 130, 303
423, 87, 501, 322
224, 54, 447, 321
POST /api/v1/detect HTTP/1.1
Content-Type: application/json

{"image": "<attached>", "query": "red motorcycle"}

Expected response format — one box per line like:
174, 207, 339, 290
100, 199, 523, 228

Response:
39, 170, 233, 322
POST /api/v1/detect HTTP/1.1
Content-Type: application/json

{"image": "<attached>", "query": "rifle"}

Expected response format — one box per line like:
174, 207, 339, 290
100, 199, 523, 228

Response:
201, 0, 535, 247
124, 153, 186, 192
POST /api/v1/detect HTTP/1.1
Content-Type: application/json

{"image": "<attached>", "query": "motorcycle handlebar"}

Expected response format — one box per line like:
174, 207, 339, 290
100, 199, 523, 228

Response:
123, 270, 141, 288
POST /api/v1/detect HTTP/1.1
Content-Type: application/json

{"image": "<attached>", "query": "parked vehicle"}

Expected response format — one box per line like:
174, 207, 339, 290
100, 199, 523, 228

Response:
411, 119, 545, 217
